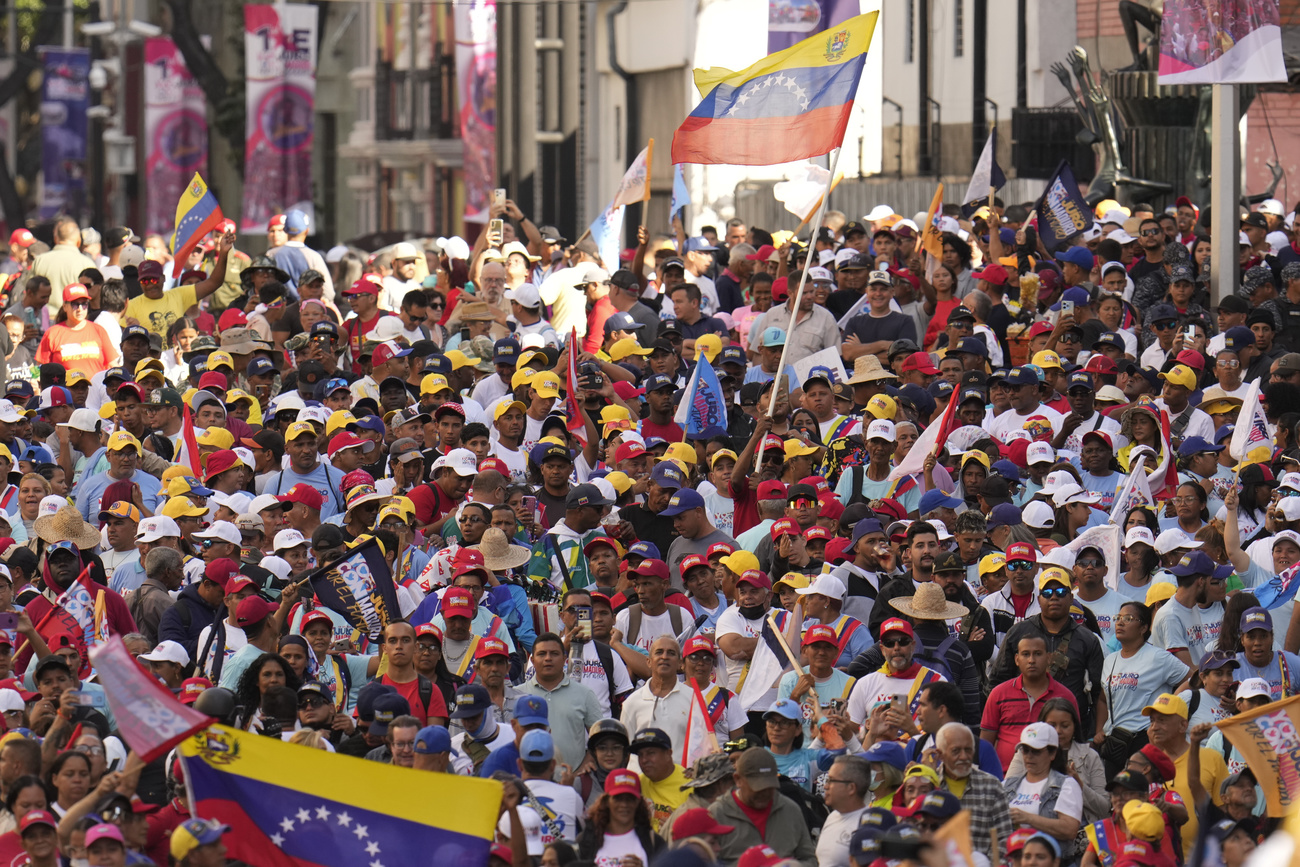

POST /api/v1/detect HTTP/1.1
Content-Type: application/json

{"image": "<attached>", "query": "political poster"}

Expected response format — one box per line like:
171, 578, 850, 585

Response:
455, 0, 497, 225
767, 0, 859, 54
1158, 0, 1285, 84
144, 38, 209, 238
37, 47, 89, 219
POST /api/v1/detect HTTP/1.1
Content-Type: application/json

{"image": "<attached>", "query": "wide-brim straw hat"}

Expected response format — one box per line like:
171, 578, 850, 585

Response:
35, 504, 101, 549
847, 354, 896, 385
890, 582, 969, 620
473, 528, 532, 572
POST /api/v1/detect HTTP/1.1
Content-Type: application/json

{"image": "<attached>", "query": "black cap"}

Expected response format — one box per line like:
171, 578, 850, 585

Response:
298, 361, 326, 385
628, 727, 673, 753
1217, 295, 1249, 314
739, 382, 764, 407
311, 524, 346, 550
842, 221, 868, 237
609, 269, 639, 292
39, 363, 65, 386
786, 483, 818, 502
1106, 770, 1150, 792
932, 550, 964, 572
1241, 212, 1268, 230
889, 339, 920, 359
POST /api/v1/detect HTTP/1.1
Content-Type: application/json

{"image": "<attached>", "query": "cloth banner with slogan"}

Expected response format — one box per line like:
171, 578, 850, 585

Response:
89, 635, 211, 762
1215, 692, 1300, 816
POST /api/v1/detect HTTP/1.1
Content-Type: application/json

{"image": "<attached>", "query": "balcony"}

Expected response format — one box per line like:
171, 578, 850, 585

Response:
374, 56, 457, 142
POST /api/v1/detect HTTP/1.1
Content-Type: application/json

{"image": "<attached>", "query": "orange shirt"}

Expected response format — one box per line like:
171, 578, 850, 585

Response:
35, 321, 116, 377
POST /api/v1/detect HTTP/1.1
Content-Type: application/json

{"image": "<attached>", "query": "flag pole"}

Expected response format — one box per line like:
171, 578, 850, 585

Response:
756, 146, 843, 468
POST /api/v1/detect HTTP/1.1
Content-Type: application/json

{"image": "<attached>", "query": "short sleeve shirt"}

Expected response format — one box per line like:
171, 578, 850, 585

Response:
124, 284, 198, 336
1103, 643, 1191, 732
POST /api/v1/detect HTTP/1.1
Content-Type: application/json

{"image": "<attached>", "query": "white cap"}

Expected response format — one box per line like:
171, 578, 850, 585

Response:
1237, 677, 1273, 701
1081, 226, 1103, 243
894, 219, 919, 233
391, 241, 420, 260
1106, 229, 1136, 244
0, 401, 21, 424
807, 266, 835, 284
37, 495, 64, 519
1052, 484, 1101, 507
1019, 721, 1059, 749
325, 244, 349, 264
834, 248, 859, 268
441, 237, 470, 260
1040, 470, 1077, 496
1039, 546, 1076, 570
818, 249, 836, 266
364, 316, 406, 344
865, 419, 896, 442
135, 515, 181, 543
210, 492, 253, 515
271, 393, 306, 414
1239, 231, 1252, 246
274, 529, 308, 552
194, 520, 241, 546
1259, 198, 1285, 216
1279, 472, 1300, 492
576, 264, 609, 285
0, 689, 23, 713
795, 573, 846, 601
938, 216, 962, 234
1273, 529, 1300, 550
864, 205, 895, 222
260, 555, 293, 583
232, 447, 255, 469
1124, 526, 1156, 548
1268, 231, 1290, 256
248, 494, 285, 514
139, 640, 190, 667
590, 477, 617, 506
933, 521, 953, 541
296, 406, 329, 426
57, 407, 101, 432
1279, 498, 1300, 522
504, 283, 542, 307
498, 806, 542, 857
1026, 442, 1056, 465
433, 448, 478, 477
1023, 500, 1055, 530
1154, 528, 1202, 555
1100, 209, 1130, 226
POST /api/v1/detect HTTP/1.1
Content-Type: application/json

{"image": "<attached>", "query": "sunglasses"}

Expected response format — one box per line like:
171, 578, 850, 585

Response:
298, 696, 328, 709
1141, 228, 1163, 237
68, 300, 89, 309
1039, 586, 1070, 599
1076, 557, 1104, 568
881, 637, 912, 648
790, 498, 817, 509
1153, 321, 1177, 331
1007, 561, 1035, 571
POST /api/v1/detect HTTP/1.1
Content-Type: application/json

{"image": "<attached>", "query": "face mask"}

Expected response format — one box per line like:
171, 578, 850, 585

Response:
739, 604, 768, 620
869, 771, 882, 791
469, 713, 496, 741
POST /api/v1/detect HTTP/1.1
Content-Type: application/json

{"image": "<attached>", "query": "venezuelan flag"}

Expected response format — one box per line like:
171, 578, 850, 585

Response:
179, 726, 502, 867
171, 173, 226, 271
671, 12, 877, 166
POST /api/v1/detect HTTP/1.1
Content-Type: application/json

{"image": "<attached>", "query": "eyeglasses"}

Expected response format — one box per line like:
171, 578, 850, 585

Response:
1173, 496, 1198, 505
1076, 557, 1104, 568
1019, 745, 1049, 755
1115, 614, 1141, 623
880, 637, 912, 648
76, 745, 104, 756
459, 515, 486, 524
949, 322, 974, 332
1007, 561, 1035, 571
391, 741, 416, 752
824, 777, 853, 786
1039, 586, 1071, 599
1216, 359, 1239, 369
417, 642, 439, 653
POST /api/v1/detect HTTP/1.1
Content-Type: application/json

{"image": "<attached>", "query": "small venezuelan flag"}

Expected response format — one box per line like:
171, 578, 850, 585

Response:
179, 725, 502, 867
171, 173, 225, 271
672, 12, 877, 166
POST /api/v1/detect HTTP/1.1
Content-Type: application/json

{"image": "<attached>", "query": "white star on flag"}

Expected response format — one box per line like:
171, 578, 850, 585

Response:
270, 834, 284, 847
316, 806, 331, 821
366, 842, 381, 856
296, 808, 311, 823
337, 811, 352, 827
354, 824, 369, 839
280, 817, 295, 833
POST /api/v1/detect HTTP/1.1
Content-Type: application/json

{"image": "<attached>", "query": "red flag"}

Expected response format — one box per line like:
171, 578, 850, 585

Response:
889, 382, 960, 481
181, 400, 203, 479
89, 635, 211, 762
1155, 408, 1179, 499
564, 329, 587, 443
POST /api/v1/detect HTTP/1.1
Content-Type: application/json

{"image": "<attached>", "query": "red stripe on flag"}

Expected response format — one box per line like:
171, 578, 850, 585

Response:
182, 400, 203, 479
671, 103, 855, 166
193, 798, 320, 867
173, 209, 225, 276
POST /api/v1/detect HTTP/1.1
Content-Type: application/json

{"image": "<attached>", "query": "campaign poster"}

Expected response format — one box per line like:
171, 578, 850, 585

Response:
455, 0, 497, 225
1158, 0, 1285, 84
767, 0, 859, 54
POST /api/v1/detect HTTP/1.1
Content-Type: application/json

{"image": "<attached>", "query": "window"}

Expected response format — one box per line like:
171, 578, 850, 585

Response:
906, 0, 915, 63
954, 0, 964, 57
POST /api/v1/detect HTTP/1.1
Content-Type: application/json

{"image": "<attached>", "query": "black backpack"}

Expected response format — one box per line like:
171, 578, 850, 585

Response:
778, 774, 829, 833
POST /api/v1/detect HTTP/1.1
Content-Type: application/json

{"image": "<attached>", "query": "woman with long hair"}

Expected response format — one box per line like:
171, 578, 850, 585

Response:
1004, 698, 1108, 823
0, 774, 47, 837
941, 233, 975, 298
1116, 401, 1165, 473
1049, 487, 1099, 546
923, 263, 962, 349
235, 653, 301, 731
1212, 591, 1260, 656
576, 770, 663, 863
1118, 526, 1161, 602
161, 317, 199, 382
1227, 463, 1275, 542
413, 623, 462, 713
44, 751, 90, 818
278, 636, 311, 682
16, 474, 51, 539
1162, 481, 1209, 536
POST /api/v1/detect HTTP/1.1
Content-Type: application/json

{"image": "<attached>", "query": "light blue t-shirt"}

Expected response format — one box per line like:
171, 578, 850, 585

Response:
1102, 642, 1190, 733
74, 470, 161, 523
833, 470, 921, 515
1234, 650, 1300, 702
218, 643, 265, 691
260, 461, 347, 520
776, 668, 856, 740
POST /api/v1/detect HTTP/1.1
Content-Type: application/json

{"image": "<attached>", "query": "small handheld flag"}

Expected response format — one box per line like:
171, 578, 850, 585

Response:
673, 355, 729, 439
961, 130, 1006, 217
1230, 379, 1272, 466
306, 537, 400, 640
1034, 161, 1094, 251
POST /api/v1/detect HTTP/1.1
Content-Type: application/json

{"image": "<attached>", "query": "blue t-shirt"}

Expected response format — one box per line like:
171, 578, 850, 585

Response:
1234, 650, 1300, 702
75, 470, 161, 522
260, 462, 347, 520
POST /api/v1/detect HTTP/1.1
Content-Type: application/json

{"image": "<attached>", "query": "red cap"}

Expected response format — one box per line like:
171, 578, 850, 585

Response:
8, 229, 33, 248
62, 283, 90, 304
973, 263, 1009, 285
819, 496, 845, 520
478, 457, 510, 475
1004, 438, 1030, 469
345, 274, 382, 296
746, 244, 777, 261
490, 843, 513, 863
612, 381, 645, 401
300, 610, 333, 633
761, 434, 785, 453
605, 769, 642, 798
1029, 321, 1055, 338
1006, 829, 1036, 855
1006, 541, 1037, 563
1083, 355, 1116, 374
738, 845, 784, 867
1175, 349, 1205, 371
738, 569, 772, 590
679, 553, 709, 575
441, 587, 475, 618
824, 537, 853, 565
798, 475, 829, 493
373, 342, 409, 367
1081, 430, 1113, 449
415, 623, 443, 642
204, 558, 240, 588
630, 559, 670, 582
614, 442, 646, 463
671, 808, 735, 841
880, 617, 915, 639
454, 549, 486, 568
225, 574, 256, 594
803, 526, 831, 542
328, 432, 370, 459
900, 352, 940, 375
770, 518, 799, 540
682, 635, 717, 657
18, 810, 56, 834
474, 637, 509, 659
582, 536, 620, 557
217, 219, 237, 234
770, 276, 788, 302
197, 371, 228, 393
804, 624, 839, 646
706, 541, 735, 559
217, 309, 248, 332
114, 381, 146, 404
178, 677, 211, 705
203, 450, 242, 483
268, 214, 286, 230
756, 480, 788, 500
1175, 196, 1196, 210
234, 596, 277, 628
280, 484, 325, 511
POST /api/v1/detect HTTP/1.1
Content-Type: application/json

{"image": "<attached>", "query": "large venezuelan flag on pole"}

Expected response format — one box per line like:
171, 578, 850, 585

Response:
671, 12, 877, 166
180, 725, 502, 867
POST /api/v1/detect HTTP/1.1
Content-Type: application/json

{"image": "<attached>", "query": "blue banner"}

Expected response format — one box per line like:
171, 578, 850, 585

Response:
1034, 160, 1094, 252
38, 47, 90, 219
675, 355, 729, 439
306, 537, 399, 640
767, 0, 861, 54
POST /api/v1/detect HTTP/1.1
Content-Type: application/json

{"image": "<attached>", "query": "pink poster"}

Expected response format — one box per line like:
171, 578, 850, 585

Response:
144, 38, 208, 237
241, 4, 318, 231
1158, 0, 1285, 84
455, 0, 496, 226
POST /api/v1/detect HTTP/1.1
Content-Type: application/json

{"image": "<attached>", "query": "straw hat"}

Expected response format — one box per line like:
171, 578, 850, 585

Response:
473, 528, 531, 572
847, 354, 896, 385
889, 582, 969, 620
34, 504, 102, 549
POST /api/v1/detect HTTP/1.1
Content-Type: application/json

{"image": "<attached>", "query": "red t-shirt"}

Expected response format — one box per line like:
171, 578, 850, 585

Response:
344, 312, 383, 373
641, 419, 685, 443
383, 673, 449, 723
729, 475, 760, 536
730, 790, 773, 839
407, 482, 460, 528
36, 322, 116, 377
1010, 591, 1035, 618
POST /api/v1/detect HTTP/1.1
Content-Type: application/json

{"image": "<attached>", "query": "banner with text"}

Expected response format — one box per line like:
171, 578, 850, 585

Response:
767, 0, 859, 53
242, 4, 318, 232
455, 0, 497, 226
38, 47, 89, 220
145, 38, 209, 238
1158, 0, 1285, 84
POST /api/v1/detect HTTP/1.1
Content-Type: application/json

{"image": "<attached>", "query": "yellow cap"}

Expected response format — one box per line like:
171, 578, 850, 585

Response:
609, 338, 652, 361
1121, 801, 1166, 843
224, 388, 256, 406
197, 428, 234, 449
65, 370, 88, 386
494, 400, 526, 421
599, 405, 631, 425
206, 351, 234, 371
285, 421, 316, 442
662, 442, 697, 464
98, 401, 117, 420
539, 436, 566, 447
604, 471, 634, 495
1145, 582, 1176, 606
377, 504, 410, 525
865, 394, 897, 421
1038, 567, 1072, 590
1159, 364, 1198, 391
695, 334, 722, 364
160, 465, 193, 488
107, 430, 141, 453
444, 349, 479, 370
902, 764, 941, 788
1094, 199, 1129, 219
1140, 692, 1189, 720
961, 449, 991, 470
709, 448, 738, 468
516, 350, 545, 370
0, 444, 13, 464
135, 358, 165, 375
510, 369, 535, 390
720, 551, 760, 575
162, 496, 207, 519
392, 496, 417, 518
1031, 350, 1063, 371
783, 439, 819, 460
773, 572, 811, 593
531, 372, 561, 399
327, 410, 358, 437
420, 374, 452, 396
978, 553, 1007, 575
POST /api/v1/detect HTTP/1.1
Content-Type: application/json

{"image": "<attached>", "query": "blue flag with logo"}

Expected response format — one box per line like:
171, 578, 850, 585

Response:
307, 537, 399, 640
587, 201, 624, 272
1034, 160, 1094, 252
674, 355, 728, 439
671, 164, 690, 217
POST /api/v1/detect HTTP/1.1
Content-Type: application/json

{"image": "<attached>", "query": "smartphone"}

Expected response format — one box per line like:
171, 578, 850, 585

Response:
521, 495, 537, 514
493, 188, 507, 207
66, 690, 106, 708
576, 605, 593, 641
1184, 325, 1196, 342
891, 695, 905, 713
488, 218, 504, 244
0, 613, 17, 631
1061, 299, 1074, 317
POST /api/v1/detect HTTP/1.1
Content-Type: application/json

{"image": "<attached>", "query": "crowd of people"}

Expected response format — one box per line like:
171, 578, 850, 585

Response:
0, 189, 1290, 867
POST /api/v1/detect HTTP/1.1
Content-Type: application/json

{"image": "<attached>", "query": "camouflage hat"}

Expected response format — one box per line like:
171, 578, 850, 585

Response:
682, 753, 735, 790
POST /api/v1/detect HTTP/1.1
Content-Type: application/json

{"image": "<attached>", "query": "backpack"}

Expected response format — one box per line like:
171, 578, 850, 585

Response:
778, 774, 829, 833
823, 434, 867, 493
912, 634, 960, 685
626, 605, 684, 649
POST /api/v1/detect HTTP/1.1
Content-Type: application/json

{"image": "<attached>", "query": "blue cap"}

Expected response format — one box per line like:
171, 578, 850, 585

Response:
604, 312, 643, 334
919, 489, 962, 514
627, 540, 660, 560
1005, 366, 1040, 386
285, 209, 310, 234
369, 693, 412, 737
859, 807, 898, 831
1214, 423, 1235, 443
761, 327, 787, 347
851, 518, 885, 544
860, 740, 907, 771
354, 415, 386, 435
324, 377, 350, 395
1223, 325, 1256, 354
355, 682, 397, 722
530, 441, 572, 466
661, 488, 705, 516
122, 324, 151, 343
1094, 332, 1125, 351
1049, 285, 1092, 311
719, 345, 746, 366
1066, 371, 1093, 392
516, 695, 549, 727
449, 683, 492, 720
246, 357, 276, 379
20, 445, 53, 464
309, 320, 339, 338
987, 502, 1023, 531
1240, 606, 1273, 633
1177, 435, 1225, 458
683, 236, 719, 252
850, 828, 883, 862
493, 338, 521, 364
644, 373, 675, 393
1170, 550, 1217, 577
413, 725, 451, 754
898, 384, 935, 420
650, 461, 686, 491
991, 460, 1021, 482
423, 354, 452, 376
1147, 303, 1178, 325
519, 729, 555, 762
764, 698, 803, 721
1057, 246, 1094, 269
916, 790, 963, 818
954, 336, 989, 357
928, 380, 954, 400
3, 381, 31, 399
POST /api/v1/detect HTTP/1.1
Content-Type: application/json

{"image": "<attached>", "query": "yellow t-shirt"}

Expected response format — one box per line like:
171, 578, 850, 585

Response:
1172, 746, 1228, 854
124, 284, 199, 336
641, 765, 690, 832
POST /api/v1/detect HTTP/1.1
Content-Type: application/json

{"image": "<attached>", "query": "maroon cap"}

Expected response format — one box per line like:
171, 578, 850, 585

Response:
630, 558, 670, 582
738, 569, 772, 590
756, 480, 788, 500
137, 260, 165, 282
204, 558, 240, 587
234, 596, 277, 628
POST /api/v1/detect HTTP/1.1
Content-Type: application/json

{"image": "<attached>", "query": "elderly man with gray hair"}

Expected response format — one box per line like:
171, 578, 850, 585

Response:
128, 546, 184, 644
936, 721, 1012, 864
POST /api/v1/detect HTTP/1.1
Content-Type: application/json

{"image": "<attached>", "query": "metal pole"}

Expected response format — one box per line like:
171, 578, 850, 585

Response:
1209, 84, 1239, 307
63, 0, 73, 47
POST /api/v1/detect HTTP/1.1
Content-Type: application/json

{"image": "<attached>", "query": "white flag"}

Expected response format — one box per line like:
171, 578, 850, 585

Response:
1059, 524, 1124, 591
611, 141, 654, 210
1107, 455, 1154, 525
773, 163, 833, 222
1230, 379, 1274, 465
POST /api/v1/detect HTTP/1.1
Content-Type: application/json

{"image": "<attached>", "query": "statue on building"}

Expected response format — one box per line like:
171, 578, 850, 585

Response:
1118, 0, 1163, 71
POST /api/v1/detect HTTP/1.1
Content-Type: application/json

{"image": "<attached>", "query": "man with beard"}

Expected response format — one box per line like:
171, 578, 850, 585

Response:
845, 617, 948, 731
937, 721, 1013, 864
867, 522, 941, 637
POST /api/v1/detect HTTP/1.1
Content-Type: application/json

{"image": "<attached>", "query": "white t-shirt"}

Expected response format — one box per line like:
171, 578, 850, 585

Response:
492, 441, 529, 485
195, 623, 247, 679
1059, 411, 1123, 456
1078, 589, 1126, 651
1153, 399, 1214, 442
593, 829, 647, 867
572, 641, 634, 716
817, 807, 866, 867
1102, 642, 1191, 733
986, 405, 1065, 444
703, 488, 735, 538
1008, 774, 1084, 820
845, 667, 944, 727
614, 607, 683, 655
524, 777, 585, 844
715, 605, 770, 700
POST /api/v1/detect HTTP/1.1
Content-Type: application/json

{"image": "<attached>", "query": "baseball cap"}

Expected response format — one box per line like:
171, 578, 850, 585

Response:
1019, 721, 1059, 749
169, 819, 229, 861
735, 747, 780, 791
1241, 606, 1273, 633
1141, 693, 1189, 720
880, 617, 914, 639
